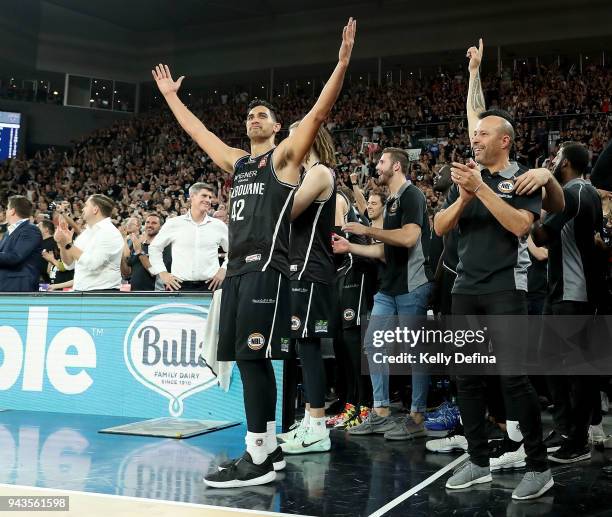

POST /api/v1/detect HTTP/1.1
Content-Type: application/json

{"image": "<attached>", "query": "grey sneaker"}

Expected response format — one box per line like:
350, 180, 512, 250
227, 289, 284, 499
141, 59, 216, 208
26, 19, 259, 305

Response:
384, 416, 427, 441
511, 470, 554, 500
445, 461, 492, 490
347, 411, 395, 435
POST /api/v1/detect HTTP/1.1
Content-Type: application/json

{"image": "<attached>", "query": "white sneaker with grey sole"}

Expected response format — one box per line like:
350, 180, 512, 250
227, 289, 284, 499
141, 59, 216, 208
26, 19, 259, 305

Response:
490, 444, 527, 471
281, 428, 331, 455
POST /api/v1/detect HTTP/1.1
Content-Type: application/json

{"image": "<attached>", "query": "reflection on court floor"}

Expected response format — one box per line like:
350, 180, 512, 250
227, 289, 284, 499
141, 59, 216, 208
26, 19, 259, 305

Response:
1, 410, 612, 516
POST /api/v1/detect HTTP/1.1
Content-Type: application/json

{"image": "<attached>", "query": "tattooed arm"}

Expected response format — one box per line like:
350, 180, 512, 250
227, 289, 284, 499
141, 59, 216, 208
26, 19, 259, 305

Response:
466, 38, 486, 141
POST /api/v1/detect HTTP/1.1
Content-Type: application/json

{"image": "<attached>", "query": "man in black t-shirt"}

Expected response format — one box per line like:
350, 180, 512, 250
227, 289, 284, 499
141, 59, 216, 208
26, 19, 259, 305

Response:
532, 142, 604, 463
435, 112, 552, 500
123, 213, 171, 291
590, 140, 612, 478
333, 147, 433, 440
37, 220, 58, 284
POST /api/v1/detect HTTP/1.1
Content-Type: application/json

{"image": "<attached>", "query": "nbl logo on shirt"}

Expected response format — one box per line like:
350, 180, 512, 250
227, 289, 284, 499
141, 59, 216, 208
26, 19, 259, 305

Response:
124, 304, 218, 417
291, 316, 301, 331
247, 333, 266, 350
258, 156, 268, 168
343, 309, 356, 321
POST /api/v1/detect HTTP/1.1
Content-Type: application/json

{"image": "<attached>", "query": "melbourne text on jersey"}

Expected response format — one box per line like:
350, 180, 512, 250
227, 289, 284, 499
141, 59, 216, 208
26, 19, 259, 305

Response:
231, 182, 265, 197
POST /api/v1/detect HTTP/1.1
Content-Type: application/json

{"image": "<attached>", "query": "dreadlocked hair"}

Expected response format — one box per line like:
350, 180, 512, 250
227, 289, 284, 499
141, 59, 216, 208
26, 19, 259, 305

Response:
290, 120, 337, 168
338, 186, 355, 204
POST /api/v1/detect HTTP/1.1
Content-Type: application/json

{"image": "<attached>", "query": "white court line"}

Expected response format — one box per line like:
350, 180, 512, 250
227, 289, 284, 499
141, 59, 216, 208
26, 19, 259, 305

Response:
0, 483, 314, 517
368, 453, 468, 517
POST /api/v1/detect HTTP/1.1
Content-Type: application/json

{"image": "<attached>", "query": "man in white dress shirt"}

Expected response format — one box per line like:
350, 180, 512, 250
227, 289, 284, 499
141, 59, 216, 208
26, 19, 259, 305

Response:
54, 194, 124, 291
148, 183, 229, 292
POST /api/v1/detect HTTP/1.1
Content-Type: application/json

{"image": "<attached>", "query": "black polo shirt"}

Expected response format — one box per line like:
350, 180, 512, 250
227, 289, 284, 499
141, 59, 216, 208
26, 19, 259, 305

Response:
443, 163, 541, 295
39, 237, 58, 284
542, 178, 603, 304
379, 181, 432, 296
128, 243, 172, 291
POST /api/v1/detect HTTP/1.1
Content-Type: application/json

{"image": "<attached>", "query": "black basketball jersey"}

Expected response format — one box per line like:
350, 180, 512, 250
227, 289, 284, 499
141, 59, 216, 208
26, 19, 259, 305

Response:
228, 149, 295, 277
337, 190, 368, 274
289, 165, 336, 284
336, 190, 379, 313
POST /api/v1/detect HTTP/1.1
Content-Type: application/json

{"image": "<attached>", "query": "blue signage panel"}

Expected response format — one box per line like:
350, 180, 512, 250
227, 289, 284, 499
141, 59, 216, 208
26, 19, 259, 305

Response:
0, 294, 283, 422
0, 111, 20, 160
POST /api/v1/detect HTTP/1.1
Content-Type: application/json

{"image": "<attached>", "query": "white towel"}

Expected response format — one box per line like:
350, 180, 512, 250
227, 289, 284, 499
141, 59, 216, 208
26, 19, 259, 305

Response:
201, 288, 234, 391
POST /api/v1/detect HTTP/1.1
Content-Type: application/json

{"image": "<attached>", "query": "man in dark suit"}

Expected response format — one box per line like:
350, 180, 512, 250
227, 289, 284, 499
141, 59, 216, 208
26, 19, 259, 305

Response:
0, 196, 43, 292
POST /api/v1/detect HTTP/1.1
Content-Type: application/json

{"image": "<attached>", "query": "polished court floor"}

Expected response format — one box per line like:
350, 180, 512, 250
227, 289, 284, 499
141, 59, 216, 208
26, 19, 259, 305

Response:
0, 410, 611, 516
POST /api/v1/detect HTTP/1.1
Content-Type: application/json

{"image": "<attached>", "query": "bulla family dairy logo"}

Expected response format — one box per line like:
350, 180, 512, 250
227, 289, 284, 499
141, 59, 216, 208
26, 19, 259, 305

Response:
123, 304, 218, 417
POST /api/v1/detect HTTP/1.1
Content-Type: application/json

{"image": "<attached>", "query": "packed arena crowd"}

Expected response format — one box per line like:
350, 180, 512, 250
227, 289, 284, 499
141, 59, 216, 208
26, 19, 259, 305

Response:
1, 62, 610, 233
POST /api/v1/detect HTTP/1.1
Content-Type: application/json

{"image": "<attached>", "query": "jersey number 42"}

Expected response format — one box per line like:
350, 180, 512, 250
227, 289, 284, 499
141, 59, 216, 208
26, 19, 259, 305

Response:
231, 199, 245, 221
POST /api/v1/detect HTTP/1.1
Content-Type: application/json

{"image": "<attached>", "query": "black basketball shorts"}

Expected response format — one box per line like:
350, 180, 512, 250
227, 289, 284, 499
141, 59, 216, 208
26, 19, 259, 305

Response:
337, 269, 367, 330
290, 279, 337, 339
218, 269, 292, 361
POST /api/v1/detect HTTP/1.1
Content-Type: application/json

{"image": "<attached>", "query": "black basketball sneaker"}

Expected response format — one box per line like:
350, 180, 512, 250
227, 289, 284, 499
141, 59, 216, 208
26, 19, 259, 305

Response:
217, 446, 286, 472
204, 452, 276, 488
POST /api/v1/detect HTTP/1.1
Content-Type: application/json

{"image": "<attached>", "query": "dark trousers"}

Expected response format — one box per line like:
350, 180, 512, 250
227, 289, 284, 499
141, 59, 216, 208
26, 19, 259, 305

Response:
528, 293, 550, 400
336, 326, 373, 408
439, 266, 457, 316
452, 290, 548, 471
544, 299, 598, 447
179, 281, 212, 292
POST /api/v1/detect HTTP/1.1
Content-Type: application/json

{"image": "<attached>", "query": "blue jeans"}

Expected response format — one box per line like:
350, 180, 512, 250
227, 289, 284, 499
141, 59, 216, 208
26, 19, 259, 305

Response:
366, 283, 432, 411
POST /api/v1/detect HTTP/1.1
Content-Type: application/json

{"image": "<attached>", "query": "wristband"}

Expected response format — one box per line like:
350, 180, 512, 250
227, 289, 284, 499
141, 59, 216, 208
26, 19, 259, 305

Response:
473, 181, 484, 193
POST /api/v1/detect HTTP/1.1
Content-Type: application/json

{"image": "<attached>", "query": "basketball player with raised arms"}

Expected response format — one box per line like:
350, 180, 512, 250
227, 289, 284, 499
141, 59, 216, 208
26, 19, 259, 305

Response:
152, 17, 356, 488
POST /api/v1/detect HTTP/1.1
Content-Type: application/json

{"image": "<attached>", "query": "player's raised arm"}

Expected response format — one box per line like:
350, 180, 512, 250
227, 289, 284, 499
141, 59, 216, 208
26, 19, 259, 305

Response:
291, 165, 332, 221
274, 18, 357, 180
152, 64, 247, 173
466, 38, 485, 140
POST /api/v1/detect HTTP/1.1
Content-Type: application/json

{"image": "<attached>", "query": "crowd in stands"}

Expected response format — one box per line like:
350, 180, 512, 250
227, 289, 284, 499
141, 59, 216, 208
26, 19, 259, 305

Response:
1, 62, 611, 232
